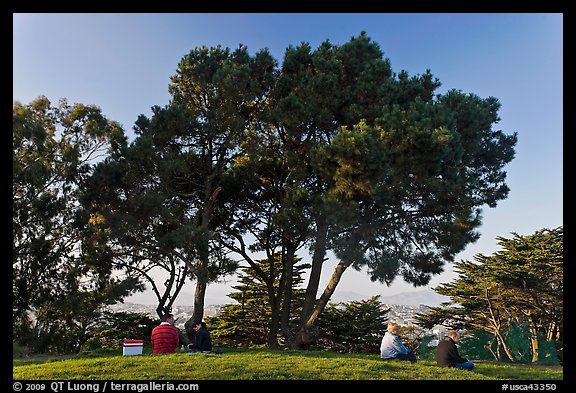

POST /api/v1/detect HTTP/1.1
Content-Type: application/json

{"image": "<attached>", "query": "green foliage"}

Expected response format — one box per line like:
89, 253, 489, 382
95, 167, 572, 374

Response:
315, 296, 389, 353
79, 338, 102, 352
419, 227, 563, 364
15, 32, 521, 353
457, 330, 500, 362
13, 97, 140, 354
210, 255, 306, 347
418, 334, 436, 360
83, 43, 276, 321
13, 342, 34, 358
399, 325, 427, 355
89, 311, 156, 350
223, 32, 517, 349
506, 319, 533, 363
457, 323, 560, 366
538, 339, 560, 366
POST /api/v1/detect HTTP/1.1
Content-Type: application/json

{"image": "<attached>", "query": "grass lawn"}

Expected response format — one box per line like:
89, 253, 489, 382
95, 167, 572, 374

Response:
13, 347, 563, 382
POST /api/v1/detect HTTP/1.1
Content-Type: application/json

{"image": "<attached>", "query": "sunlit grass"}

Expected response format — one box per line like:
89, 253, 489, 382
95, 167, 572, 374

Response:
13, 347, 563, 380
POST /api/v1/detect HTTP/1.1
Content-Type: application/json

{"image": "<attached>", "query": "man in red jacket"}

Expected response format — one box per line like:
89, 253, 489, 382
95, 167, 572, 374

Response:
151, 313, 179, 354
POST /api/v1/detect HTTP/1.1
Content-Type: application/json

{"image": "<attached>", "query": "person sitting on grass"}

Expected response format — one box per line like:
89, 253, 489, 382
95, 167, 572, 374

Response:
435, 330, 474, 371
187, 321, 212, 353
151, 313, 179, 354
380, 321, 417, 363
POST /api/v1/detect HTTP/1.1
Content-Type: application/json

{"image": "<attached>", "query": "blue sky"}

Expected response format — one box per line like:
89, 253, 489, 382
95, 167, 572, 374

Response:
13, 13, 563, 305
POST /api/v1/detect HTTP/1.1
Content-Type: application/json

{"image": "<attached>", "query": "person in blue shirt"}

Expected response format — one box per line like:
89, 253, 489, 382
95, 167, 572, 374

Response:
380, 321, 417, 363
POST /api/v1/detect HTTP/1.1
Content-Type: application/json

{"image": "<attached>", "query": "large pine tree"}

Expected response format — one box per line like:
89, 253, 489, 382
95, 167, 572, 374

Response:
416, 227, 563, 363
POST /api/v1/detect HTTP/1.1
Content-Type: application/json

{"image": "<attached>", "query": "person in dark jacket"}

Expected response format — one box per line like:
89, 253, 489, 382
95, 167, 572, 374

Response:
436, 330, 474, 370
187, 321, 212, 353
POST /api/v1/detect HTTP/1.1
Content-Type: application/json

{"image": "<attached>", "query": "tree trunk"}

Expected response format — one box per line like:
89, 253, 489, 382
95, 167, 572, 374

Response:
529, 323, 539, 363
486, 336, 499, 362
495, 330, 515, 362
267, 295, 282, 349
192, 271, 207, 322
187, 182, 220, 339
280, 240, 296, 345
293, 260, 349, 348
300, 218, 328, 325
186, 262, 208, 343
267, 274, 282, 349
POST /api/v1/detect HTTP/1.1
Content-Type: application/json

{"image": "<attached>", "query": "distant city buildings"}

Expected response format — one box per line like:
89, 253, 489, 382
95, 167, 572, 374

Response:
109, 302, 447, 338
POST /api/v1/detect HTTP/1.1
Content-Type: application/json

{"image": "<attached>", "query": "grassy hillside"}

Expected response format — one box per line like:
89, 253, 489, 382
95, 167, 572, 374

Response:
13, 347, 563, 381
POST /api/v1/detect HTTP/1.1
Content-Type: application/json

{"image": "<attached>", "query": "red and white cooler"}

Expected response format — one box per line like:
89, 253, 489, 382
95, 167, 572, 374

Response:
122, 339, 144, 356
